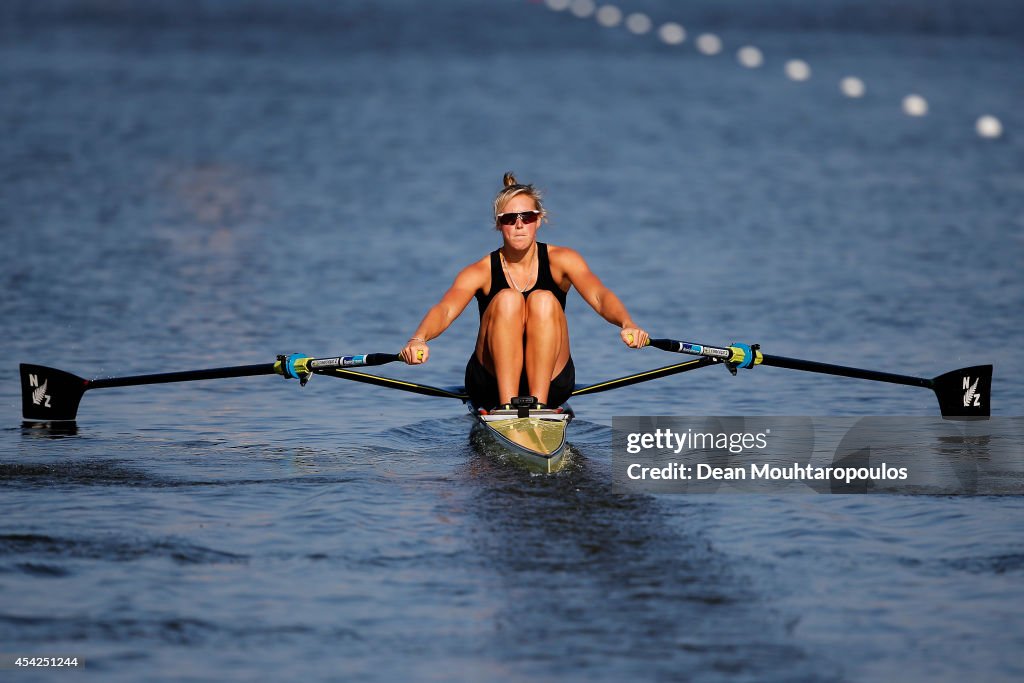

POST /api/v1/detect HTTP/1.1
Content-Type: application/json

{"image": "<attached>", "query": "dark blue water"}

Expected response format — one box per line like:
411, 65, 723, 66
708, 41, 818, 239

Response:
2, 1, 1023, 680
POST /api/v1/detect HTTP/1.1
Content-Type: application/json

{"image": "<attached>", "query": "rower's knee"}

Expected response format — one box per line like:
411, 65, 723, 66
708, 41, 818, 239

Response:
526, 290, 560, 321
489, 288, 526, 319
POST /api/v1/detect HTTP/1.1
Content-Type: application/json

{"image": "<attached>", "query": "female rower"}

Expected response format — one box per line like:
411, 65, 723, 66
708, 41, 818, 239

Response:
399, 172, 649, 410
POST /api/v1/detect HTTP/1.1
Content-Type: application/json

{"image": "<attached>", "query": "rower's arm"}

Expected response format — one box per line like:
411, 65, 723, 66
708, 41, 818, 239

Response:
401, 261, 484, 364
558, 247, 649, 349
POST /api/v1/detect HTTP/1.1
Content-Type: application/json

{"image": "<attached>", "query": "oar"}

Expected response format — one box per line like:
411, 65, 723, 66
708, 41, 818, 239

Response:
572, 356, 719, 397
639, 337, 992, 419
19, 351, 462, 423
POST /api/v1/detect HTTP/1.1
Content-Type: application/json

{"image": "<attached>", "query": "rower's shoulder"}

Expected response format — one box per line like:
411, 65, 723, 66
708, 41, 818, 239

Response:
454, 254, 491, 284
471, 252, 494, 271
545, 244, 587, 268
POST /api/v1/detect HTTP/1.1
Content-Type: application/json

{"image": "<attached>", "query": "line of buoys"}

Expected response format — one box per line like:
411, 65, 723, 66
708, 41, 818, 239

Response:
541, 0, 1005, 140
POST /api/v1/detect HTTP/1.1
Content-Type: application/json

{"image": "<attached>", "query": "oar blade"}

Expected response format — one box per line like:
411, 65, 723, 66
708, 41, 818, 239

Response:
20, 364, 88, 422
932, 365, 992, 419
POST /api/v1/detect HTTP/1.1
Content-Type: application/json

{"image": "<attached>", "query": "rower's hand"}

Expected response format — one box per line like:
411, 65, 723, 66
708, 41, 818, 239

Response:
400, 340, 429, 365
621, 327, 649, 349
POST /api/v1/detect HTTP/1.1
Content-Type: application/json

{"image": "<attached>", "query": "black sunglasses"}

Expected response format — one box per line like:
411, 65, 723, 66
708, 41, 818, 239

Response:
497, 210, 541, 226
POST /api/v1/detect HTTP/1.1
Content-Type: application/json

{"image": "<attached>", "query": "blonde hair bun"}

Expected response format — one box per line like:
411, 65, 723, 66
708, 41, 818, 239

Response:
493, 172, 546, 227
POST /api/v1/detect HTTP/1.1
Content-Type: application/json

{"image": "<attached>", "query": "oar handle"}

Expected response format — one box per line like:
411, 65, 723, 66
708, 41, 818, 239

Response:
626, 335, 734, 359
302, 353, 401, 372
645, 338, 761, 367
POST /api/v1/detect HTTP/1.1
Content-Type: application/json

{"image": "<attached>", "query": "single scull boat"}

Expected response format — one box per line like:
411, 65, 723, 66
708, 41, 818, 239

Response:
20, 339, 992, 473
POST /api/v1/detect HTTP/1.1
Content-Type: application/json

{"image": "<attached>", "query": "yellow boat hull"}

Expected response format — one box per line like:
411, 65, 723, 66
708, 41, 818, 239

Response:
471, 405, 573, 473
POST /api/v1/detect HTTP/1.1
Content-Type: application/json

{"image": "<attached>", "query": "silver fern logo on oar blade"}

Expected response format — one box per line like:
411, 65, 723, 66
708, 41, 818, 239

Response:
31, 377, 51, 407
963, 376, 981, 408
931, 365, 991, 419
20, 364, 89, 422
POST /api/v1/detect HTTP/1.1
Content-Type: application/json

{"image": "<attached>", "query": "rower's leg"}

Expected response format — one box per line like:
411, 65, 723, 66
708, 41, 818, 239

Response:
524, 290, 570, 405
475, 289, 527, 405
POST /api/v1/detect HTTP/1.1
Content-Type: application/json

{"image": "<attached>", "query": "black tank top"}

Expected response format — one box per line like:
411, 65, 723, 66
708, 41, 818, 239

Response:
476, 242, 568, 316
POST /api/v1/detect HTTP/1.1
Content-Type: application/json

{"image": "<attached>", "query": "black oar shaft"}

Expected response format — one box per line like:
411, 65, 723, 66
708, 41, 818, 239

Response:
85, 353, 406, 391
649, 338, 933, 389
760, 355, 932, 389
86, 363, 278, 390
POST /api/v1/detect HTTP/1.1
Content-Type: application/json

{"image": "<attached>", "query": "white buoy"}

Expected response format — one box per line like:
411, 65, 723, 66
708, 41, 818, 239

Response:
595, 5, 622, 28
546, 0, 572, 11
696, 33, 723, 56
569, 0, 595, 19
840, 76, 866, 98
658, 22, 686, 45
785, 60, 811, 82
976, 115, 1003, 139
737, 46, 764, 69
625, 13, 652, 35
902, 94, 928, 117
